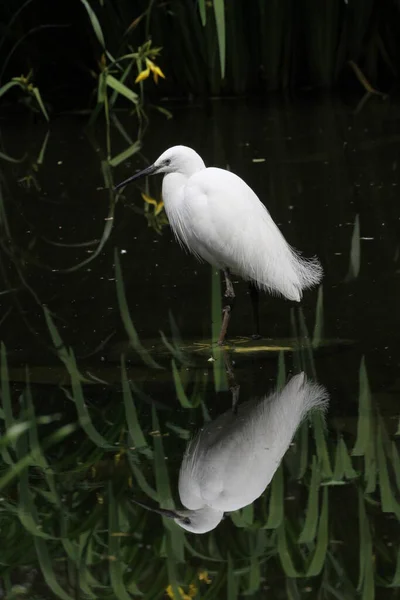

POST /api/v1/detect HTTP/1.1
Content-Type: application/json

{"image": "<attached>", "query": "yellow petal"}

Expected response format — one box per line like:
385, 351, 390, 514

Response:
150, 63, 165, 84
188, 583, 198, 597
165, 584, 187, 599
141, 192, 157, 207
198, 571, 212, 584
135, 68, 150, 83
155, 201, 164, 216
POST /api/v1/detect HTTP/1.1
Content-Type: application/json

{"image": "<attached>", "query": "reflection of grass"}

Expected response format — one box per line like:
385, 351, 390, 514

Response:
1, 305, 400, 598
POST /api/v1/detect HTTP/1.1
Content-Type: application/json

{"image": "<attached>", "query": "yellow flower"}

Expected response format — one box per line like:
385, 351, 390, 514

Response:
198, 571, 212, 584
142, 192, 164, 215
165, 585, 191, 600
135, 58, 166, 84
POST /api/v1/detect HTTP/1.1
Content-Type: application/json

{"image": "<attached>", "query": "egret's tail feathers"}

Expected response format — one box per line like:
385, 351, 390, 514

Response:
295, 373, 329, 420
289, 248, 323, 299
251, 248, 323, 302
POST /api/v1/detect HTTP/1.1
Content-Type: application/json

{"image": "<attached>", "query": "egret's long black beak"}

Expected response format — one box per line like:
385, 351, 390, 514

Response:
114, 163, 158, 191
132, 498, 180, 519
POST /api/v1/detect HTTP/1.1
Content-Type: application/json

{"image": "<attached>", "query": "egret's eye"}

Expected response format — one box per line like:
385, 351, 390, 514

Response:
182, 517, 191, 525
164, 159, 171, 166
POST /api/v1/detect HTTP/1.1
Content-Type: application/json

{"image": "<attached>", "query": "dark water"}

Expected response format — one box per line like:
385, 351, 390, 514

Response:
1, 94, 400, 599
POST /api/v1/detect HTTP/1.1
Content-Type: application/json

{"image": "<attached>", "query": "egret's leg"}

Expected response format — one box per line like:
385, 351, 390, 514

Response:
218, 269, 235, 345
248, 282, 262, 340
223, 269, 235, 299
222, 349, 240, 414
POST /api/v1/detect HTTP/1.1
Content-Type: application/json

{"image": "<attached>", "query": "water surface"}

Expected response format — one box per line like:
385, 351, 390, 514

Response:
0, 94, 400, 599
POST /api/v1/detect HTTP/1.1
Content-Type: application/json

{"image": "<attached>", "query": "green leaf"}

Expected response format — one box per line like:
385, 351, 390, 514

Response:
198, 0, 207, 25
106, 74, 139, 105
79, 0, 106, 47
32, 86, 50, 121
109, 141, 141, 167
0, 80, 22, 99
213, 0, 226, 78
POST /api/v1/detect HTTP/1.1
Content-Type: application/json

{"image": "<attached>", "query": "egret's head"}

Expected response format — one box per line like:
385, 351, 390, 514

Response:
172, 507, 224, 534
114, 145, 205, 191
132, 500, 223, 534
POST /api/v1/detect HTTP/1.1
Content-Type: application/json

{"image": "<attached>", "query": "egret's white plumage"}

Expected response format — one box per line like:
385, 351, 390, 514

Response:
152, 146, 323, 302
115, 145, 323, 342
169, 372, 328, 534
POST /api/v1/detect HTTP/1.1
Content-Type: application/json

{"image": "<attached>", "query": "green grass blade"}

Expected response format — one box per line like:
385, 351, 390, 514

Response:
106, 74, 139, 105
171, 359, 193, 408
312, 286, 324, 348
306, 487, 328, 577
34, 537, 75, 600
121, 355, 152, 457
198, 0, 207, 25
390, 546, 400, 587
32, 86, 49, 121
298, 456, 320, 543
213, 0, 225, 78
79, 0, 106, 47
0, 423, 77, 489
358, 490, 375, 599
264, 464, 284, 529
227, 553, 238, 599
152, 406, 185, 559
68, 349, 113, 448
0, 80, 21, 98
1, 341, 14, 432
277, 523, 302, 577
346, 214, 361, 280
109, 141, 141, 167
377, 418, 397, 514
114, 249, 162, 369
297, 422, 309, 480
391, 442, 400, 493
312, 411, 332, 479
352, 357, 372, 456
128, 459, 158, 500
108, 484, 142, 598
152, 405, 173, 508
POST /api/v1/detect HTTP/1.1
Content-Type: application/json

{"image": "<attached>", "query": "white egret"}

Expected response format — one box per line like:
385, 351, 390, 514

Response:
115, 146, 323, 343
133, 372, 328, 534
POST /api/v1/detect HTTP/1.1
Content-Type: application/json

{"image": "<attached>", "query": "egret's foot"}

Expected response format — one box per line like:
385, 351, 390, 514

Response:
251, 333, 262, 340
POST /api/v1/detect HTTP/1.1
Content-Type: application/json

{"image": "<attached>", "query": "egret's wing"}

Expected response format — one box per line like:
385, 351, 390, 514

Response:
185, 168, 322, 300
178, 373, 328, 512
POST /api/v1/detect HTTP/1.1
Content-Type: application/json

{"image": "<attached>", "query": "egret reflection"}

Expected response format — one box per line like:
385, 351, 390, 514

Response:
135, 372, 328, 534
